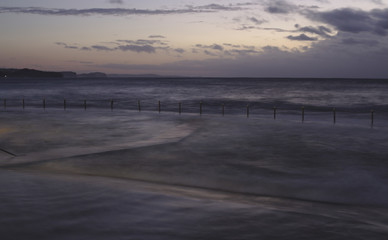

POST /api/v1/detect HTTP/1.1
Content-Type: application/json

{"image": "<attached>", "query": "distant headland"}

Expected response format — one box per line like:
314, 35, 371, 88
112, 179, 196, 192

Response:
0, 68, 107, 78
0, 68, 175, 78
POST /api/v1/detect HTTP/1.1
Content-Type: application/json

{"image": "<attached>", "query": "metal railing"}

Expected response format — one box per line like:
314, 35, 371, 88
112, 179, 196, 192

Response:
1, 98, 384, 127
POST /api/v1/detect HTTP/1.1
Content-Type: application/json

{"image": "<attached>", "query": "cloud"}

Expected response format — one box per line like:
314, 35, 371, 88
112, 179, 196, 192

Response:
109, 0, 124, 4
248, 17, 266, 25
236, 24, 296, 33
192, 43, 262, 58
56, 37, 175, 54
55, 42, 78, 49
297, 25, 333, 37
308, 8, 388, 36
94, 28, 388, 78
341, 38, 379, 46
228, 49, 260, 55
372, 0, 384, 5
287, 34, 318, 41
223, 43, 241, 48
117, 44, 156, 53
236, 23, 335, 44
192, 44, 227, 57
195, 44, 224, 51
98, 38, 388, 78
174, 48, 185, 54
148, 35, 165, 39
116, 39, 168, 53
204, 50, 217, 56
117, 39, 166, 45
236, 25, 257, 31
0, 7, 201, 16
264, 0, 298, 14
211, 44, 224, 51
193, 4, 242, 11
66, 60, 94, 64
92, 45, 114, 51
0, 4, 247, 17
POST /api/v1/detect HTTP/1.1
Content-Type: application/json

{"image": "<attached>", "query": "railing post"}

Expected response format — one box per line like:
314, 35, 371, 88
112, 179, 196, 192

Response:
302, 106, 305, 123
22, 98, 25, 110
64, 99, 66, 110
84, 100, 87, 110
333, 108, 336, 124
43, 98, 46, 110
3, 99, 6, 109
222, 103, 225, 116
138, 100, 141, 112
371, 110, 374, 127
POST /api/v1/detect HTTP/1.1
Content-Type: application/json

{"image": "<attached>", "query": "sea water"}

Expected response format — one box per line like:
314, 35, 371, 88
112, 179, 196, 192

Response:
1, 78, 388, 239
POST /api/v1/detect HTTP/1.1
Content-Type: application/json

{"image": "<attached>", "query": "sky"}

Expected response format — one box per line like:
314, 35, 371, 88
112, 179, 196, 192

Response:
1, 0, 388, 78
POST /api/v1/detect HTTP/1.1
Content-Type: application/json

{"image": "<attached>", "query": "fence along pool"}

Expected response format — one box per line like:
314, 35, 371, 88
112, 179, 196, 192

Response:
1, 97, 382, 127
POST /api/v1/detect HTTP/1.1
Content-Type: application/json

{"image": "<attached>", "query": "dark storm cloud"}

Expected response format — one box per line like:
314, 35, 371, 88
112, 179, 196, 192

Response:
341, 38, 379, 46
236, 7, 388, 39
308, 8, 388, 36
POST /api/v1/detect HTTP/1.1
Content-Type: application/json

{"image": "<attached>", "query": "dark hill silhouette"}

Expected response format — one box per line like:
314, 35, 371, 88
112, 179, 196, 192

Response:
11, 68, 63, 78
1, 68, 63, 78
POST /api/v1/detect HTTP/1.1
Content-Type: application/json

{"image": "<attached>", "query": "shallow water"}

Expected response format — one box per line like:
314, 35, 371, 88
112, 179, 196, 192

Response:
1, 169, 388, 240
1, 78, 388, 239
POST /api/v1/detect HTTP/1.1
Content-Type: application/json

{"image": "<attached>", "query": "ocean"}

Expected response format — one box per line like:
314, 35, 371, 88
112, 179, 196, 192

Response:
1, 77, 388, 239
